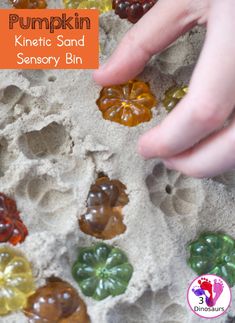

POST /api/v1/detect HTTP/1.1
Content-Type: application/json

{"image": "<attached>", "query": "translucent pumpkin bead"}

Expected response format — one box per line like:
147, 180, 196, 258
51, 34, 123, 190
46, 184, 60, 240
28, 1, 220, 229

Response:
79, 176, 129, 239
0, 193, 28, 245
63, 0, 112, 13
0, 247, 35, 315
24, 278, 90, 323
10, 0, 47, 8
63, 0, 79, 8
112, 0, 157, 23
96, 80, 157, 127
72, 243, 133, 300
162, 85, 188, 112
188, 232, 235, 287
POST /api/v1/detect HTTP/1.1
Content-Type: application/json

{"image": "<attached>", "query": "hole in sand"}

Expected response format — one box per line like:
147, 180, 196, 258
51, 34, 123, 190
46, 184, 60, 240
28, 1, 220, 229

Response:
0, 137, 15, 177
79, 175, 129, 240
165, 184, 172, 195
146, 163, 203, 216
16, 174, 75, 234
21, 70, 46, 86
48, 76, 57, 82
18, 122, 69, 159
0, 138, 8, 177
160, 303, 187, 322
106, 288, 189, 323
98, 171, 106, 178
1, 85, 22, 105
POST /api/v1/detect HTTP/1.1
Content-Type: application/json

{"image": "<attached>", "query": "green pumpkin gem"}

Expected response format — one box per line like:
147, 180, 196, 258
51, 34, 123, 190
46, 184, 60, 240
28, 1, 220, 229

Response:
162, 85, 188, 112
188, 232, 235, 286
72, 243, 133, 300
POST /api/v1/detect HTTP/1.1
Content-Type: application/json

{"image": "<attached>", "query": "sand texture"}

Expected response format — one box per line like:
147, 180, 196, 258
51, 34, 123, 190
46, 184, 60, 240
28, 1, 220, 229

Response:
0, 1, 235, 322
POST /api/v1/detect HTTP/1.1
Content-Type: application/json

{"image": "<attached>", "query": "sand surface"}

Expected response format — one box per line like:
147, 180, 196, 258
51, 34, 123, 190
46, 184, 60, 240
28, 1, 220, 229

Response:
0, 1, 235, 322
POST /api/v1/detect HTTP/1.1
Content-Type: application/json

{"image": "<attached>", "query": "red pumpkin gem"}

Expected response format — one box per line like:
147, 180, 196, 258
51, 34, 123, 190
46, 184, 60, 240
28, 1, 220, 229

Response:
0, 193, 28, 245
112, 0, 157, 23
10, 0, 47, 9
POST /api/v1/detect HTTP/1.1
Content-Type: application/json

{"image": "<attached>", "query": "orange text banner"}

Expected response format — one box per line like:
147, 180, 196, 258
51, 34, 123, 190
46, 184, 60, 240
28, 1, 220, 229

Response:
0, 9, 99, 69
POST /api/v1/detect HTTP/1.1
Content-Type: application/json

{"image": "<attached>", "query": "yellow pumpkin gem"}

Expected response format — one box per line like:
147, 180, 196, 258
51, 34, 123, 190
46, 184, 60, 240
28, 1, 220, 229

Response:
63, 0, 112, 13
162, 85, 188, 112
0, 247, 35, 315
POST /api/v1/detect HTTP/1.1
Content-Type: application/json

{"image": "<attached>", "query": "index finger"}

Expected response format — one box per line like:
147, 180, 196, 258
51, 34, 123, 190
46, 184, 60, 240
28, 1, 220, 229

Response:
93, 0, 195, 86
138, 0, 235, 159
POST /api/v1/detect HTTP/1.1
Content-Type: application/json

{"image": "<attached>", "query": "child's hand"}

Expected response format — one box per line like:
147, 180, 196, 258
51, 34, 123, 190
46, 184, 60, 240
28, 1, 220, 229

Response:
93, 0, 235, 178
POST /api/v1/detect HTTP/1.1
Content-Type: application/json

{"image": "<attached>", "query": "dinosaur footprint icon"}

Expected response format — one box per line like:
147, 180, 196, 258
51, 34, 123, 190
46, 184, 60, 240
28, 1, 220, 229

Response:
212, 279, 224, 305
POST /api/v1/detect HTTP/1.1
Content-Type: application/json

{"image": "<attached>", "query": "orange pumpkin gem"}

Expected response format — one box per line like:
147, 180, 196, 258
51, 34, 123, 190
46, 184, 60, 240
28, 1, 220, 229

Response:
96, 80, 157, 127
24, 278, 90, 323
79, 176, 129, 239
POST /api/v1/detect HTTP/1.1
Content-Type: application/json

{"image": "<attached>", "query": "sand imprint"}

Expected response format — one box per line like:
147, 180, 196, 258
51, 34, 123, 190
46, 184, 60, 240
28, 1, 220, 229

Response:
20, 70, 47, 86
18, 122, 69, 159
0, 83, 48, 130
16, 174, 75, 233
146, 163, 202, 216
0, 73, 64, 133
214, 170, 235, 189
0, 85, 25, 129
106, 288, 188, 323
21, 69, 58, 85
0, 138, 9, 177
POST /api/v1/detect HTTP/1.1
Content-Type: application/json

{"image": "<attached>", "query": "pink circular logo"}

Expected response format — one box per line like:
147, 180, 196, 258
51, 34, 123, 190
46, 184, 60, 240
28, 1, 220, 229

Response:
187, 274, 231, 319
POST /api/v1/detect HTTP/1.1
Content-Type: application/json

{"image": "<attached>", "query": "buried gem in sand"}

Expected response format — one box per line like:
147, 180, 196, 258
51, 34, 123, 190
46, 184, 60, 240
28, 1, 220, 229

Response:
162, 85, 188, 112
79, 175, 129, 239
24, 278, 90, 322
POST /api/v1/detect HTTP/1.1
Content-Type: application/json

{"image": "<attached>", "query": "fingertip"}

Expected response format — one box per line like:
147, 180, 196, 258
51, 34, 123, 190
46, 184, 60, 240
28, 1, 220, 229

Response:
162, 159, 174, 170
137, 138, 145, 157
93, 61, 129, 86
92, 69, 103, 85
137, 133, 153, 159
93, 63, 109, 85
